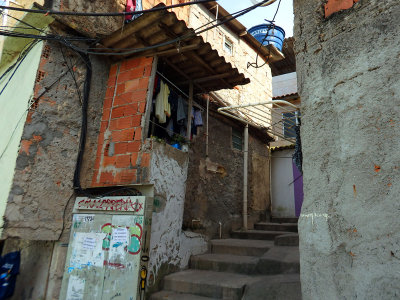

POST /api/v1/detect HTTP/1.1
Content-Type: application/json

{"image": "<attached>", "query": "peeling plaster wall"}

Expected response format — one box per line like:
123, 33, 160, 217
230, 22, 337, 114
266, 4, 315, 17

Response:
0, 42, 43, 236
147, 142, 207, 293
3, 29, 109, 241
294, 0, 400, 298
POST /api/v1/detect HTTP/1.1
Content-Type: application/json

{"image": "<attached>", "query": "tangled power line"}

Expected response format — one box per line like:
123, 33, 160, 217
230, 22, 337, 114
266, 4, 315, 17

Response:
0, 0, 281, 192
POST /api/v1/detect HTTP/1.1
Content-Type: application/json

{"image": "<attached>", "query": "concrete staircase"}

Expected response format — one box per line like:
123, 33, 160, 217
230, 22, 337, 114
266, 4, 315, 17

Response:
150, 220, 301, 300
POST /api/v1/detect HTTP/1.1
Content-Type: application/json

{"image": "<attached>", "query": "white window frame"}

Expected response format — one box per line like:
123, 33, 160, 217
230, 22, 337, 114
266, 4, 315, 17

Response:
223, 36, 233, 55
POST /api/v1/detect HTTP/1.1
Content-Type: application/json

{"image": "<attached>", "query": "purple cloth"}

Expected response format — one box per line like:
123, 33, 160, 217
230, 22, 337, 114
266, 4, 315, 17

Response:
292, 161, 304, 217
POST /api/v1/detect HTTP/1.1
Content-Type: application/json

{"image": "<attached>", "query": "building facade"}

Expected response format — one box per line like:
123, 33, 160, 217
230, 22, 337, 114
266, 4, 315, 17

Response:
0, 1, 276, 298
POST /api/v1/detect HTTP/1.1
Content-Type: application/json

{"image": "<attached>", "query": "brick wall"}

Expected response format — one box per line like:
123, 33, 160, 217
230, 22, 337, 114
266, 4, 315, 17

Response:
92, 57, 154, 187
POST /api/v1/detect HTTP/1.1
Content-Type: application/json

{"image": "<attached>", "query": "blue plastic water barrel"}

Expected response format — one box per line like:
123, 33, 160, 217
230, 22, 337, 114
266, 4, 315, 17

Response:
248, 24, 285, 51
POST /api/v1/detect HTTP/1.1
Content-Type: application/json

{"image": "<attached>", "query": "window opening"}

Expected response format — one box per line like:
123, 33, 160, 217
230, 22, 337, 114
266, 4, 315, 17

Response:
224, 36, 233, 55
148, 62, 204, 150
282, 111, 300, 139
232, 127, 243, 151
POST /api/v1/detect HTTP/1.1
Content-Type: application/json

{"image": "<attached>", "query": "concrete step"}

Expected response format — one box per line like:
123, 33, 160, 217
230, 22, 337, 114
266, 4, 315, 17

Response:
242, 274, 302, 300
150, 290, 219, 300
231, 230, 289, 240
271, 217, 298, 224
210, 239, 273, 256
274, 233, 299, 246
254, 222, 298, 233
257, 246, 300, 275
190, 253, 259, 274
163, 269, 255, 300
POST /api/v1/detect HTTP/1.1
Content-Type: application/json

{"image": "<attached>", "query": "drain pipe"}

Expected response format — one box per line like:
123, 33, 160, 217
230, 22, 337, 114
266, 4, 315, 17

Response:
206, 94, 210, 157
243, 124, 249, 231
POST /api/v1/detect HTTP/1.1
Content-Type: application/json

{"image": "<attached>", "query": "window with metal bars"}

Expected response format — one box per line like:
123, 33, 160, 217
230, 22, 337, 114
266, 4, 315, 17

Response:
232, 128, 243, 151
282, 111, 300, 138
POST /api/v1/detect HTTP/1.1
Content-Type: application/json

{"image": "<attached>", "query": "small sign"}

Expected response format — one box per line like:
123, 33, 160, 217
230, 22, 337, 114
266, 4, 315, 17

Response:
113, 227, 128, 243
82, 237, 96, 250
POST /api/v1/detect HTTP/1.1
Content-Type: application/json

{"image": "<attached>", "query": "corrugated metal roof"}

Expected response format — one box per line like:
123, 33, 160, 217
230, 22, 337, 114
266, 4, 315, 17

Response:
270, 37, 296, 76
272, 92, 299, 100
95, 3, 275, 94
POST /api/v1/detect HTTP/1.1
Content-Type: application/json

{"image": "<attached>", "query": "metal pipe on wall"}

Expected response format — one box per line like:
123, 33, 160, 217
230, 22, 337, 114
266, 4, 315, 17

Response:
186, 81, 194, 139
206, 94, 209, 157
243, 124, 249, 230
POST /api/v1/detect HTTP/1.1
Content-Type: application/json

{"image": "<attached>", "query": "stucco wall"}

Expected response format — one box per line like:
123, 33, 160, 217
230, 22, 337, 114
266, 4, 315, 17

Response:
3, 33, 109, 240
148, 142, 207, 293
294, 0, 400, 298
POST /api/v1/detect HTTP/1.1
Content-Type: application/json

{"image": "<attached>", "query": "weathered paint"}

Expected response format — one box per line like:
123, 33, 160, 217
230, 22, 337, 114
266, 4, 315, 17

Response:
148, 142, 207, 291
271, 149, 296, 218
60, 196, 152, 300
0, 41, 43, 236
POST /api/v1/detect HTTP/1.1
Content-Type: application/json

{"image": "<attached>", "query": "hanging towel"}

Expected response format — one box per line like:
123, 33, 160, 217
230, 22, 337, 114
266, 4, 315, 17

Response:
194, 109, 203, 126
155, 81, 170, 124
177, 96, 187, 123
166, 119, 174, 137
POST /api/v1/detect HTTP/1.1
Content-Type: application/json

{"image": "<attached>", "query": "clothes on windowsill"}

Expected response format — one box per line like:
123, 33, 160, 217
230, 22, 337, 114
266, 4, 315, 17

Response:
151, 76, 204, 142
155, 80, 170, 124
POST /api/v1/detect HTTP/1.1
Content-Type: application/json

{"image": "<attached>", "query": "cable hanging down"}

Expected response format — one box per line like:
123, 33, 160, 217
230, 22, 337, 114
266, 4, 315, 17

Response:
0, 0, 277, 191
0, 0, 277, 58
0, 0, 214, 17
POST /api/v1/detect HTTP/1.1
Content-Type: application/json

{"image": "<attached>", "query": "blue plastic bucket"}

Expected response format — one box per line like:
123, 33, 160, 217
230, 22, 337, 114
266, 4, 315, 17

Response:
248, 24, 285, 51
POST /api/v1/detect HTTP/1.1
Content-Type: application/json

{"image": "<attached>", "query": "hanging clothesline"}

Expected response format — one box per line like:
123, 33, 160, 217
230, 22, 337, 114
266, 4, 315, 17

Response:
156, 71, 204, 112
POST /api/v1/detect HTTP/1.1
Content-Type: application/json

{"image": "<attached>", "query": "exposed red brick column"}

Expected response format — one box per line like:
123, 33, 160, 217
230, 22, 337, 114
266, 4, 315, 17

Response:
92, 57, 154, 187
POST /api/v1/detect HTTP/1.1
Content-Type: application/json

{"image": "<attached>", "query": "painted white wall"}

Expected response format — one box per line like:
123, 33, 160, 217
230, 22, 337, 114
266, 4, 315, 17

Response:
272, 71, 297, 98
0, 41, 43, 235
271, 149, 296, 217
148, 143, 207, 285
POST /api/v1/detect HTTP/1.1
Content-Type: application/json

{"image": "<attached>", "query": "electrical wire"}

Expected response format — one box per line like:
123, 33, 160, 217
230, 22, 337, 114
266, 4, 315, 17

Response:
0, 0, 277, 196
0, 40, 38, 96
59, 44, 83, 105
0, 0, 276, 57
72, 51, 92, 191
0, 69, 69, 161
0, 0, 215, 17
247, 0, 282, 69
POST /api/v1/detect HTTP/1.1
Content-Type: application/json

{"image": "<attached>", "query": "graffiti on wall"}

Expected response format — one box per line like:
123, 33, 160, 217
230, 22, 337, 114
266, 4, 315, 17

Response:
76, 196, 145, 213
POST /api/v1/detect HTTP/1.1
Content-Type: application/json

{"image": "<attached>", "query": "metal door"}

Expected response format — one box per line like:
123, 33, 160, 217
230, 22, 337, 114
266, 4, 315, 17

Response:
60, 196, 151, 300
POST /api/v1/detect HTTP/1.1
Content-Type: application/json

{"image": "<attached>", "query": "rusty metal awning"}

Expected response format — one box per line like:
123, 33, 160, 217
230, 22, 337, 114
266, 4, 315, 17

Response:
95, 4, 253, 94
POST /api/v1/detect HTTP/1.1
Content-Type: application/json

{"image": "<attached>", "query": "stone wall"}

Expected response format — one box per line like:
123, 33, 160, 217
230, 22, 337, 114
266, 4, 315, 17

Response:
294, 0, 400, 298
184, 108, 270, 238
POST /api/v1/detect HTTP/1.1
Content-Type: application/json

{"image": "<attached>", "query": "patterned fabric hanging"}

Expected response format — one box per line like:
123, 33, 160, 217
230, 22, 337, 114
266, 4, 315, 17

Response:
125, 0, 143, 23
